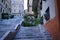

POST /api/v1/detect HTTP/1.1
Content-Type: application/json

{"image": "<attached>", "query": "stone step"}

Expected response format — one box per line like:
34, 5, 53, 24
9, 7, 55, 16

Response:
0, 24, 20, 32
14, 38, 46, 40
0, 24, 21, 40
14, 38, 52, 40
0, 31, 11, 40
14, 36, 44, 39
14, 26, 52, 40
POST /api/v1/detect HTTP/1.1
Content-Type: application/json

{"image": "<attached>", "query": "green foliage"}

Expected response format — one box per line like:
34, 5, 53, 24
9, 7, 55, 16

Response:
34, 18, 40, 25
32, 7, 37, 13
21, 21, 34, 26
22, 16, 34, 26
24, 16, 27, 19
22, 18, 40, 26
10, 15, 14, 18
24, 16, 28, 21
22, 15, 41, 26
40, 16, 43, 24
2, 13, 9, 19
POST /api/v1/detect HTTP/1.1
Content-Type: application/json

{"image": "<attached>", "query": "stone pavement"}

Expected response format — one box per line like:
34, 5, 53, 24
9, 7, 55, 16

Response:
0, 17, 24, 40
0, 17, 24, 31
13, 25, 52, 40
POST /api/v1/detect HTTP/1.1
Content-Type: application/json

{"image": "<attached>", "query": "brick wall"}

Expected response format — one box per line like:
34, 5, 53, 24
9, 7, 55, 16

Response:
44, 17, 59, 40
44, 0, 60, 40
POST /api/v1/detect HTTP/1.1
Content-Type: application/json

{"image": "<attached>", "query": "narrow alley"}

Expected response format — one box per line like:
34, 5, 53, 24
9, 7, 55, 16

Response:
0, 0, 60, 40
13, 25, 52, 40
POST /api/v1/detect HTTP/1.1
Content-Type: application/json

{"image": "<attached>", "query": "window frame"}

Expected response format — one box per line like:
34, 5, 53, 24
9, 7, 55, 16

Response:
44, 7, 50, 21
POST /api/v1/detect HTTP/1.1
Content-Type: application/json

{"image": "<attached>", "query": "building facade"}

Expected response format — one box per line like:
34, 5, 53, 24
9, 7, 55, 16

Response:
11, 0, 24, 16
0, 0, 11, 19
27, 0, 34, 14
40, 0, 60, 40
32, 0, 41, 18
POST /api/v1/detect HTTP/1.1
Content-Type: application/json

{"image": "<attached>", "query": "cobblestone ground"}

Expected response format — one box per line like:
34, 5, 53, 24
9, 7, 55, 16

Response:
13, 25, 52, 40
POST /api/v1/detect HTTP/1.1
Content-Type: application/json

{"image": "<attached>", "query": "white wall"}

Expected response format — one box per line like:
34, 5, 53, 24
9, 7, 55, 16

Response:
41, 0, 55, 24
24, 0, 27, 10
29, 0, 33, 13
11, 0, 24, 16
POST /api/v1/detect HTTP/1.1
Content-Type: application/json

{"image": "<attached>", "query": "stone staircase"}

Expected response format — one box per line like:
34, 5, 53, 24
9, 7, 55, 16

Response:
0, 24, 20, 40
0, 19, 21, 40
13, 25, 52, 40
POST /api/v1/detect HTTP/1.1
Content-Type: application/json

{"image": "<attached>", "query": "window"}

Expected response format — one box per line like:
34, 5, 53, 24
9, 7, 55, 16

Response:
27, 3, 29, 12
27, 0, 29, 12
3, 10, 4, 13
40, 0, 42, 10
19, 10, 20, 13
2, 0, 5, 4
44, 7, 50, 21
1, 8, 2, 12
1, 0, 3, 3
43, 0, 46, 1
40, 16, 43, 24
6, 4, 7, 8
9, 8, 11, 12
4, 0, 5, 4
19, 10, 21, 16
